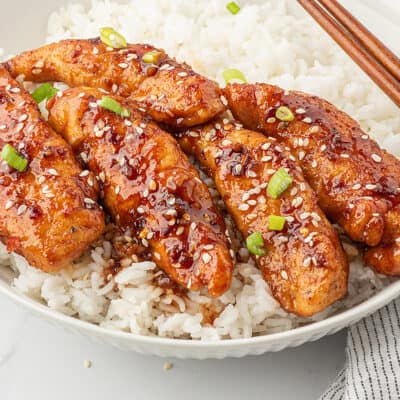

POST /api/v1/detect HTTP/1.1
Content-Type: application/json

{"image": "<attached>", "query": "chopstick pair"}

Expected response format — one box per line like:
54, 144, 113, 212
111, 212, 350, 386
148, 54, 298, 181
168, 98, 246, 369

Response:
297, 0, 400, 107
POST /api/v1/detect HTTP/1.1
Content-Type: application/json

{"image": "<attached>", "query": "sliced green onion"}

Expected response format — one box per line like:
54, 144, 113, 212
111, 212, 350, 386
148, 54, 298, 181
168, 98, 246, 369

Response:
275, 106, 294, 122
1, 144, 28, 172
100, 27, 127, 49
31, 83, 58, 104
99, 96, 131, 117
142, 50, 163, 64
268, 215, 286, 231
246, 232, 266, 256
226, 1, 241, 14
222, 68, 247, 84
267, 168, 293, 199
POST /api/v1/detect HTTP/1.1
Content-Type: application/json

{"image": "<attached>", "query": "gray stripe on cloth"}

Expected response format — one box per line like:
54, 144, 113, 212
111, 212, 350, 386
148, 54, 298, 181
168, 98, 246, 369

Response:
320, 297, 400, 400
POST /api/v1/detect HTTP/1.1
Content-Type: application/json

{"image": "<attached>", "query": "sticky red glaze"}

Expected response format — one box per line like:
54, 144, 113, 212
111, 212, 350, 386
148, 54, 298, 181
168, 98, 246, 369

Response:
0, 66, 105, 271
225, 83, 400, 275
4, 39, 225, 128
47, 87, 233, 297
178, 119, 348, 316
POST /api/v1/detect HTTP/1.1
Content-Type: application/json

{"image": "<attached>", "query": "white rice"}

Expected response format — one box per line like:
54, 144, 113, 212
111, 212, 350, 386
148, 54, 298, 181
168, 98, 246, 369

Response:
0, 0, 399, 340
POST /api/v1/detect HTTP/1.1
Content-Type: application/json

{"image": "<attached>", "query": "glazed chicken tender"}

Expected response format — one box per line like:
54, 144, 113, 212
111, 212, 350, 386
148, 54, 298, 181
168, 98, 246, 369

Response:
4, 39, 225, 128
178, 120, 348, 316
47, 87, 233, 297
225, 83, 400, 276
0, 66, 104, 271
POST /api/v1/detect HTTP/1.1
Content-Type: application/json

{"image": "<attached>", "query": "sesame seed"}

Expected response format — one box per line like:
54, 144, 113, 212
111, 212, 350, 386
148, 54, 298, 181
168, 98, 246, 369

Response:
137, 206, 145, 214
84, 198, 95, 205
176, 118, 184, 125
352, 183, 361, 190
99, 172, 105, 182
247, 170, 257, 178
89, 102, 98, 108
286, 216, 295, 223
266, 169, 275, 175
190, 222, 197, 231
115, 186, 120, 195
261, 143, 271, 150
202, 253, 211, 263
320, 144, 327, 152
0, 124, 6, 130
300, 183, 306, 191
220, 95, 228, 106
80, 170, 90, 177
248, 199, 257, 206
163, 362, 173, 371
149, 180, 157, 191
310, 126, 319, 133
177, 71, 188, 77
295, 108, 306, 114
261, 155, 272, 162
10, 87, 21, 93
118, 63, 128, 69
371, 153, 382, 163
300, 212, 310, 220
281, 270, 289, 280
17, 204, 27, 215
93, 47, 99, 55
84, 360, 92, 369
290, 187, 298, 196
311, 212, 321, 221
340, 153, 350, 158
38, 176, 45, 184
18, 114, 28, 122
189, 131, 199, 137
15, 123, 24, 132
242, 193, 250, 201
302, 117, 312, 123
303, 257, 311, 267
298, 151, 305, 160
292, 197, 303, 208
396, 237, 400, 243
361, 134, 369, 139
372, 213, 380, 217
267, 117, 276, 124
176, 227, 184, 235
311, 160, 317, 168
239, 204, 249, 211
5, 200, 14, 210
47, 168, 58, 176
366, 184, 377, 190
234, 164, 243, 174
222, 139, 232, 146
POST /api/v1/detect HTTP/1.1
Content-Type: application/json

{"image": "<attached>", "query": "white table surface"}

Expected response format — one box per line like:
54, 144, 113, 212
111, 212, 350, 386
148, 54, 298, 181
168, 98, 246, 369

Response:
0, 1, 398, 399
0, 295, 346, 400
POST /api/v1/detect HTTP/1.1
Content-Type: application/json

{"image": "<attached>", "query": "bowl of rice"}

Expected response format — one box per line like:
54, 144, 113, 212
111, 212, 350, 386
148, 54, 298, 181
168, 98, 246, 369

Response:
0, 0, 399, 359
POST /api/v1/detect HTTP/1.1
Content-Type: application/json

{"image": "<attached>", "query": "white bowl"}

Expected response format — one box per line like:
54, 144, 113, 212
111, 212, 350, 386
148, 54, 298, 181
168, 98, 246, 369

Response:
0, 0, 399, 359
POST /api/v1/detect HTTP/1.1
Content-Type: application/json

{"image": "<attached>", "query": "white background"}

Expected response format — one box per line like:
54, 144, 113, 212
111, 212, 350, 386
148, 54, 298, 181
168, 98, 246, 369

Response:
0, 1, 398, 399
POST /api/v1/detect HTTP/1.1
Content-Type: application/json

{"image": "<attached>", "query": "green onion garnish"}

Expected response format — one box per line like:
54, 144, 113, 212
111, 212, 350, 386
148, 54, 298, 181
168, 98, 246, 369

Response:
267, 169, 293, 199
246, 232, 266, 256
99, 96, 130, 117
226, 1, 241, 14
1, 144, 28, 172
100, 27, 127, 49
275, 106, 294, 122
31, 83, 58, 104
222, 68, 247, 84
142, 50, 163, 64
268, 215, 286, 231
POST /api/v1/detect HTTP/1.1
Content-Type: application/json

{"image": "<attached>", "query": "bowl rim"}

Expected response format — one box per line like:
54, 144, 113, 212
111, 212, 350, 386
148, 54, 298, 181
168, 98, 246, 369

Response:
1, 275, 399, 348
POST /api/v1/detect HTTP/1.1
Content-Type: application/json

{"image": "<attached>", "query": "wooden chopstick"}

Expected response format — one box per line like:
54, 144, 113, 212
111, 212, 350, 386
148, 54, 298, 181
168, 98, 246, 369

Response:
297, 0, 400, 107
318, 0, 400, 81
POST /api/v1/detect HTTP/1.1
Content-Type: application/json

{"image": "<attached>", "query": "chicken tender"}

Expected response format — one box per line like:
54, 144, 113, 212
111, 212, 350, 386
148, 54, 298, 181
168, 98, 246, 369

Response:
225, 83, 400, 275
4, 39, 225, 128
47, 87, 233, 297
0, 66, 104, 271
178, 119, 348, 316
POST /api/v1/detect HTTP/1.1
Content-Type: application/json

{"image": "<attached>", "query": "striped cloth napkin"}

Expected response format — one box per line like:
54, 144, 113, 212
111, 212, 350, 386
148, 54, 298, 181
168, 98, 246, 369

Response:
320, 298, 400, 400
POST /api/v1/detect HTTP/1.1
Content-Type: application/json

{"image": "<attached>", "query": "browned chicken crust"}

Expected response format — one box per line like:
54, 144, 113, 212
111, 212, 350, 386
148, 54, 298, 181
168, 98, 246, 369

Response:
225, 83, 400, 276
0, 66, 105, 272
178, 119, 348, 316
47, 87, 233, 297
4, 39, 225, 129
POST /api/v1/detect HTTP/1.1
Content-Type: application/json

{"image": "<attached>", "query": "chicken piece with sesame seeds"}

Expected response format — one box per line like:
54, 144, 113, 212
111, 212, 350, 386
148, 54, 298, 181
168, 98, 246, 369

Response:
4, 39, 225, 129
178, 119, 348, 316
47, 87, 233, 297
0, 66, 105, 272
225, 83, 400, 276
